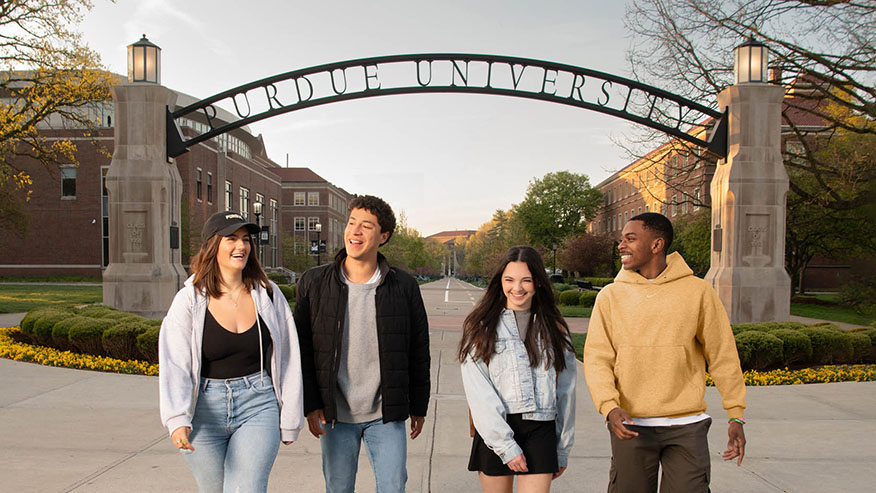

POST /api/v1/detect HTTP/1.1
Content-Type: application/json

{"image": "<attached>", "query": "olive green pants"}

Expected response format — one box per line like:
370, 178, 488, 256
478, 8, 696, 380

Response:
607, 418, 712, 493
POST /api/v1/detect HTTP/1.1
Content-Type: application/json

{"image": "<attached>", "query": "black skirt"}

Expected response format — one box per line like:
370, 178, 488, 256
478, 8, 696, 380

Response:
468, 413, 559, 476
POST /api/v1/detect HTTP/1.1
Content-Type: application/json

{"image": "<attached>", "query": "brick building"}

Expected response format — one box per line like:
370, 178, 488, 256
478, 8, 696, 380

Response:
0, 80, 352, 277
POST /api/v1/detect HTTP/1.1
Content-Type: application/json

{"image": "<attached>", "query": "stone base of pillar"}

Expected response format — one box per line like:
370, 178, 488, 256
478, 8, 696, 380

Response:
103, 263, 186, 319
706, 265, 790, 324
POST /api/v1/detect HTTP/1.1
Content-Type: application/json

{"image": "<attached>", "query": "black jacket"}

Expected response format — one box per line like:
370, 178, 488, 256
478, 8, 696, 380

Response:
293, 250, 431, 423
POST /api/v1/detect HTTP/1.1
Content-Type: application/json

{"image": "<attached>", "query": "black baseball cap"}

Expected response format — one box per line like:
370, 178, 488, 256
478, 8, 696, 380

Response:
202, 211, 259, 240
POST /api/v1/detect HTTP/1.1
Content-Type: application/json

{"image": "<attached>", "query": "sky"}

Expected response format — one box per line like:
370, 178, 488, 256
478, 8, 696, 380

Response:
80, 0, 640, 237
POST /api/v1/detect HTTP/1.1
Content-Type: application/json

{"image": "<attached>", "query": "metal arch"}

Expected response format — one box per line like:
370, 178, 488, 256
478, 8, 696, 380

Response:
167, 53, 727, 159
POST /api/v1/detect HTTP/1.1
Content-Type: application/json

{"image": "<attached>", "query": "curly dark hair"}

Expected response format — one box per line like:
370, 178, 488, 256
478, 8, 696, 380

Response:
349, 195, 396, 245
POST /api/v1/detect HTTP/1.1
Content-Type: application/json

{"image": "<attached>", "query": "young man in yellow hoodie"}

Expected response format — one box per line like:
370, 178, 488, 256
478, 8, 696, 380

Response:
583, 212, 746, 492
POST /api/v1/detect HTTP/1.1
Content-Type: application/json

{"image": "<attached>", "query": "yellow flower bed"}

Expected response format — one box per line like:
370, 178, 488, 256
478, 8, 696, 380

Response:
0, 327, 157, 376
706, 365, 876, 386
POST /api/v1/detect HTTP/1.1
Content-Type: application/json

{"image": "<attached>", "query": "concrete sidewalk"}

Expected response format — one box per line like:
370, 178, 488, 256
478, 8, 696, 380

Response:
1, 328, 875, 492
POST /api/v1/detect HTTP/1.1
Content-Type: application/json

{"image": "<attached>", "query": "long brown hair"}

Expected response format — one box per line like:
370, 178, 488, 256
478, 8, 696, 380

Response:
190, 230, 271, 299
457, 245, 573, 372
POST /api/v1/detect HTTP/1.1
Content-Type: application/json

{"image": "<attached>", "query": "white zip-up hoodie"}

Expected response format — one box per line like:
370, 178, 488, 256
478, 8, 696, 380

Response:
159, 276, 305, 442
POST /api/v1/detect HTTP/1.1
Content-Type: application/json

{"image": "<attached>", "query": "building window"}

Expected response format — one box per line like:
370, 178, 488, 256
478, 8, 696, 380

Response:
295, 217, 305, 231
671, 194, 678, 216
196, 168, 202, 201
207, 173, 213, 203
308, 217, 319, 231
624, 211, 629, 223
225, 181, 233, 211
294, 192, 305, 206
308, 192, 319, 206
637, 207, 642, 216
295, 242, 305, 255
694, 189, 701, 211
653, 201, 659, 214
60, 165, 76, 198
645, 203, 650, 212
270, 199, 279, 267
682, 201, 688, 214
240, 187, 250, 218
255, 193, 265, 214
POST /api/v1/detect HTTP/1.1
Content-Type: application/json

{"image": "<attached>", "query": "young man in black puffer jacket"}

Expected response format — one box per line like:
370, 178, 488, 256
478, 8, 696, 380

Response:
294, 194, 430, 493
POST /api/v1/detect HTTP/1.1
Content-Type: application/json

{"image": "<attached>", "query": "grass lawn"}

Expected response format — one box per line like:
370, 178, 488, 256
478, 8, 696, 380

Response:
0, 285, 102, 313
571, 332, 587, 361
790, 302, 874, 327
559, 305, 593, 318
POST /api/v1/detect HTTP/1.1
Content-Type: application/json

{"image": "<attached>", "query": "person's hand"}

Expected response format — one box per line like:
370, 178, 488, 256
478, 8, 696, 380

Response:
171, 426, 194, 452
607, 407, 639, 440
507, 453, 529, 473
306, 409, 327, 438
723, 421, 746, 465
409, 415, 425, 439
552, 466, 567, 480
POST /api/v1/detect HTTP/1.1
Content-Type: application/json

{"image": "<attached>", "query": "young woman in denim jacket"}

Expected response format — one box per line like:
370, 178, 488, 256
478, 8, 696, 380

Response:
459, 246, 577, 493
159, 212, 304, 492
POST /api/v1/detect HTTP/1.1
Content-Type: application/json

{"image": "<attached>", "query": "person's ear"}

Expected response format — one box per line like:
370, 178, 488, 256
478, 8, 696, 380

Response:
652, 237, 664, 254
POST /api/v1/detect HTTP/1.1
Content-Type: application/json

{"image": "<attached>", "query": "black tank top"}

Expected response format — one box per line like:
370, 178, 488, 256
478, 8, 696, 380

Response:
201, 309, 272, 379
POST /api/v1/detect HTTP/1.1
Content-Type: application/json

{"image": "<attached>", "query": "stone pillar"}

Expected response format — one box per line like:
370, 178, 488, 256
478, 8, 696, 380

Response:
102, 83, 186, 319
705, 84, 791, 323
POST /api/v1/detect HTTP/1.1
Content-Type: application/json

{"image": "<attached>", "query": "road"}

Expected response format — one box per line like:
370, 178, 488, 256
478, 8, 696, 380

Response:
419, 277, 589, 333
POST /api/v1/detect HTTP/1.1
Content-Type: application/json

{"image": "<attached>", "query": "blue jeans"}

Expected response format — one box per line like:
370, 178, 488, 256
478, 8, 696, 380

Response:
321, 418, 407, 493
184, 372, 281, 493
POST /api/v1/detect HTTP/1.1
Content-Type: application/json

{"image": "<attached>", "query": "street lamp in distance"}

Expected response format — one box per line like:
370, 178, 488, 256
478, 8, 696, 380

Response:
253, 201, 263, 263
315, 222, 322, 266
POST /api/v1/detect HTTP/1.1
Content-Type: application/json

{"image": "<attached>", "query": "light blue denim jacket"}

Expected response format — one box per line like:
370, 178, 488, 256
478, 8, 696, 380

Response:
460, 309, 577, 466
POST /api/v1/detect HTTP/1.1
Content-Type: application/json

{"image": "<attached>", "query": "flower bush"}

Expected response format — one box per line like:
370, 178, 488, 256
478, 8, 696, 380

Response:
706, 365, 876, 386
0, 327, 158, 376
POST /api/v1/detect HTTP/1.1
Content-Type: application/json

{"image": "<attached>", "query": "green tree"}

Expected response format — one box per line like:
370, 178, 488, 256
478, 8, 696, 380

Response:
282, 233, 315, 273
1, 0, 115, 235
515, 171, 602, 271
669, 212, 711, 278
559, 233, 615, 277
461, 209, 531, 279
380, 212, 444, 275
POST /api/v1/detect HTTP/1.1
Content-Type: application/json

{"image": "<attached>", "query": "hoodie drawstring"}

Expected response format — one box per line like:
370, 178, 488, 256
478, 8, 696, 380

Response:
254, 296, 265, 385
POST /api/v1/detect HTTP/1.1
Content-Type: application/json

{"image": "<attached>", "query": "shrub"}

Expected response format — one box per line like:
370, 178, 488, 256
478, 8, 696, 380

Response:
552, 288, 560, 302
32, 312, 71, 345
76, 305, 119, 319
146, 318, 163, 327
770, 329, 813, 366
799, 327, 853, 364
849, 328, 876, 362
553, 283, 574, 293
68, 318, 117, 356
268, 273, 289, 284
731, 321, 808, 335
102, 322, 150, 361
848, 332, 872, 363
20, 306, 70, 335
558, 290, 580, 306
279, 284, 296, 302
731, 323, 769, 335
734, 331, 783, 370
137, 326, 160, 363
51, 316, 90, 351
584, 277, 614, 287
809, 322, 844, 332
579, 291, 598, 307
839, 277, 876, 315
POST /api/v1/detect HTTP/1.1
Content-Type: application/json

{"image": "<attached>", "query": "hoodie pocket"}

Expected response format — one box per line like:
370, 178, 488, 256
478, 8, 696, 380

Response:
615, 345, 702, 417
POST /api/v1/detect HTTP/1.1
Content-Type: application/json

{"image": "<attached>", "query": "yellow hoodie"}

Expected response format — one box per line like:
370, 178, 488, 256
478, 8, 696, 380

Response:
583, 252, 745, 420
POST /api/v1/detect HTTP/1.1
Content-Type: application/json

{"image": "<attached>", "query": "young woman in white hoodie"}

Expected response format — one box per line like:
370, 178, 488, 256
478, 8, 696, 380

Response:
458, 246, 577, 493
159, 211, 304, 492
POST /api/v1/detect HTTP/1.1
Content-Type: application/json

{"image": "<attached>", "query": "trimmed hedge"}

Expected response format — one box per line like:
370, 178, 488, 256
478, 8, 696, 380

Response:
32, 312, 71, 345
76, 305, 120, 319
799, 327, 853, 364
20, 306, 70, 335
735, 331, 783, 370
584, 277, 614, 287
68, 318, 117, 356
849, 328, 876, 362
770, 329, 813, 366
558, 290, 581, 306
848, 332, 872, 363
279, 284, 296, 302
102, 322, 150, 361
553, 283, 574, 293
51, 316, 90, 351
137, 326, 160, 363
579, 291, 598, 307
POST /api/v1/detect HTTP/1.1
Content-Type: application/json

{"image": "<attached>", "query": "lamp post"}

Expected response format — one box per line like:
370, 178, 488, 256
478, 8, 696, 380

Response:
734, 37, 768, 84
127, 35, 161, 84
315, 222, 322, 266
253, 201, 263, 264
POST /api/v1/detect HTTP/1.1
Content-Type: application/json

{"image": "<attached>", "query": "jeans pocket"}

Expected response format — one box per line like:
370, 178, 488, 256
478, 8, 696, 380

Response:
250, 377, 275, 395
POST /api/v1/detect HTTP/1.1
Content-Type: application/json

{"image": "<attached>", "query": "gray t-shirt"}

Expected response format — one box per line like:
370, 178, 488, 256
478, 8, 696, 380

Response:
513, 309, 531, 342
335, 267, 383, 423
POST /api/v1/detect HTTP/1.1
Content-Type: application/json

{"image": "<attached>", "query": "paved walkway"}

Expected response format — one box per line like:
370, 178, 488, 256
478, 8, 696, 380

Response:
1, 320, 875, 492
